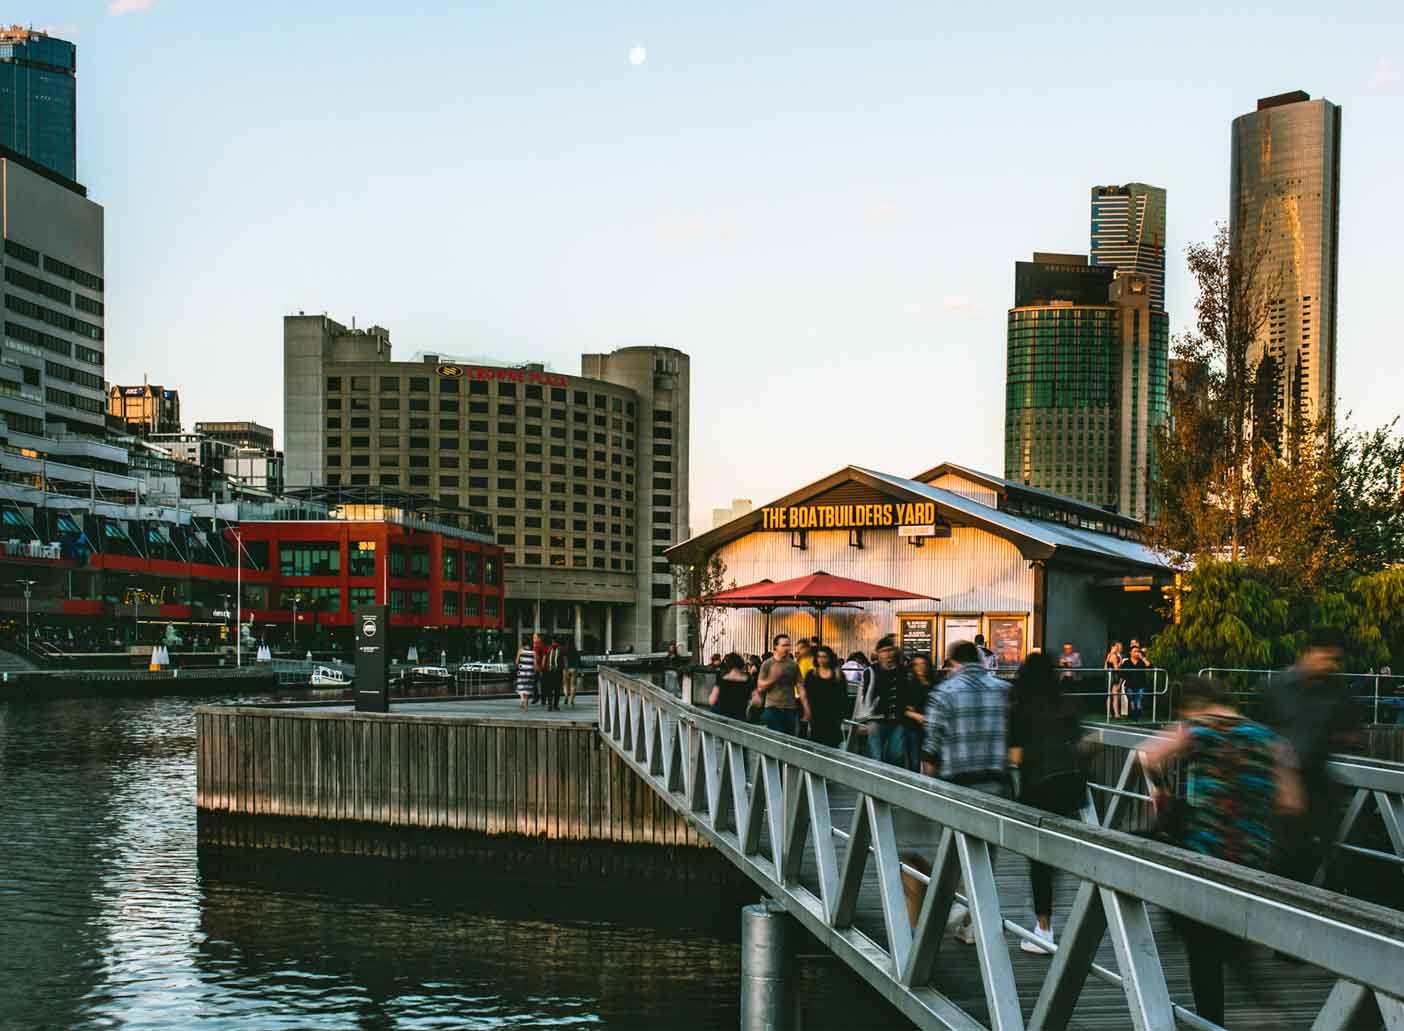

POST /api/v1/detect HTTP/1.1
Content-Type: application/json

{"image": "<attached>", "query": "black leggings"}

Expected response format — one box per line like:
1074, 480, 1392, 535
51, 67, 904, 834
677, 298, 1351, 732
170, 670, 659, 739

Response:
1030, 861, 1054, 917
1172, 916, 1232, 1026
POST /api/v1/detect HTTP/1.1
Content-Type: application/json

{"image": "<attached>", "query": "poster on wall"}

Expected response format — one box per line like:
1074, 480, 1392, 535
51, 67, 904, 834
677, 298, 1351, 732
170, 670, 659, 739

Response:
987, 617, 1026, 667
898, 615, 934, 659
941, 617, 981, 659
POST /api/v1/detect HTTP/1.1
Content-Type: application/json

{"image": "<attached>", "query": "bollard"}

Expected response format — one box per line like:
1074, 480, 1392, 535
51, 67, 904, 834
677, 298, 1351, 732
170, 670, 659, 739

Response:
740, 900, 798, 1031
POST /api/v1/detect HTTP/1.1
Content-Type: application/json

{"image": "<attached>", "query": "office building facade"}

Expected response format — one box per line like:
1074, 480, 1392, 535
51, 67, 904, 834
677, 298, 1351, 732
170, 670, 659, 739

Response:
0, 27, 76, 182
1, 149, 105, 443
1230, 90, 1342, 441
195, 421, 276, 451
108, 384, 181, 436
283, 314, 690, 652
1089, 183, 1167, 311
1005, 254, 1167, 520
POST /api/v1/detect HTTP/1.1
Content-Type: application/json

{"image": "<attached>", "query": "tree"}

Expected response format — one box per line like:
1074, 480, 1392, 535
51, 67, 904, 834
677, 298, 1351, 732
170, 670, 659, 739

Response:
671, 555, 733, 659
1151, 222, 1276, 560
1327, 419, 1404, 574
1146, 560, 1295, 677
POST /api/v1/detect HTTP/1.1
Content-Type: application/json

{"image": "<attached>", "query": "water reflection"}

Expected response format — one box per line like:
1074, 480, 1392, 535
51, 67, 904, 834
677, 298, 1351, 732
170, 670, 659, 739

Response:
0, 692, 908, 1029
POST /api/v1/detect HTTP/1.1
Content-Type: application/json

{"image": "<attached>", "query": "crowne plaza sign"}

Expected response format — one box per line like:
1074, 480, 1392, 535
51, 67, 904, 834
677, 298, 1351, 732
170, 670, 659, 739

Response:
761, 500, 938, 531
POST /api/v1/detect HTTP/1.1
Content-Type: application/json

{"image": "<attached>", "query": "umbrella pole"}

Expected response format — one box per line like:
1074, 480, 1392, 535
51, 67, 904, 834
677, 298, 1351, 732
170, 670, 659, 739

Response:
763, 607, 772, 654
814, 604, 823, 646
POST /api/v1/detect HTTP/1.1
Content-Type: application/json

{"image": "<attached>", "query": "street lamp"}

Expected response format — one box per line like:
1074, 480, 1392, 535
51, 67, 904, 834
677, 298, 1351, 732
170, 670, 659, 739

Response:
17, 579, 36, 652
127, 581, 141, 647
289, 593, 301, 652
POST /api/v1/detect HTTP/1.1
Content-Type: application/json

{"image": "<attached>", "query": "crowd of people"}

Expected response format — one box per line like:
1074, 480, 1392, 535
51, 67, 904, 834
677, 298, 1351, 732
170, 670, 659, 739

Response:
698, 625, 1362, 1027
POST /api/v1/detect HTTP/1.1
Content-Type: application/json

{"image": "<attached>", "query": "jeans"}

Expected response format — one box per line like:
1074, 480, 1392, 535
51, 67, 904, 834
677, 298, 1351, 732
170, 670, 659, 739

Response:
1127, 687, 1144, 718
761, 707, 799, 736
867, 720, 908, 767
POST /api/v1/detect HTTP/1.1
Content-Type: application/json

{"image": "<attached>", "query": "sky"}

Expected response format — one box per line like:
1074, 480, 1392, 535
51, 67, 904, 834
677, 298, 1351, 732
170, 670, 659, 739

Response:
16, 1, 1404, 532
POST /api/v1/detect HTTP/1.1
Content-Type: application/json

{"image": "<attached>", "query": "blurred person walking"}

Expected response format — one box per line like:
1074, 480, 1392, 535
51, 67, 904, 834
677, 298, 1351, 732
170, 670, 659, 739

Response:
921, 640, 1011, 944
514, 635, 537, 711
709, 653, 755, 721
1008, 651, 1089, 954
1141, 675, 1303, 1026
803, 645, 848, 747
854, 636, 912, 766
1261, 627, 1359, 886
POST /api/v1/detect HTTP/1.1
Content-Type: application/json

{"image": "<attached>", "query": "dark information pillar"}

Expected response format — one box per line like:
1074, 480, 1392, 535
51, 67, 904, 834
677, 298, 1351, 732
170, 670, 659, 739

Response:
354, 606, 390, 713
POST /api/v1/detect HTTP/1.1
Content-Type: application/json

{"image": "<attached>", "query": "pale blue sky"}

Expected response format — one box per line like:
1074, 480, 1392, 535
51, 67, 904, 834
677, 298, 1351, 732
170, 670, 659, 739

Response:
18, 1, 1404, 530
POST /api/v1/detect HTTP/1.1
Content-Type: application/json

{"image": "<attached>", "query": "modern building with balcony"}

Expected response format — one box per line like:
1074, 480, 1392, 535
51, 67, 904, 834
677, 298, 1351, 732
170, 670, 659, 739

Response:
283, 314, 690, 653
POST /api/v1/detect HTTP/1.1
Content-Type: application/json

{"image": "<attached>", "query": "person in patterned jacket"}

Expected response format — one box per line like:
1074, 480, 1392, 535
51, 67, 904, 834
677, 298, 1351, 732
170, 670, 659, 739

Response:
1139, 676, 1304, 1026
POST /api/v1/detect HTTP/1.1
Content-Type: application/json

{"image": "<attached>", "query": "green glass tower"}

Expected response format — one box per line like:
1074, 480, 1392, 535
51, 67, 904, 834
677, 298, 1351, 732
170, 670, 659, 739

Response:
1005, 254, 1168, 520
0, 27, 77, 182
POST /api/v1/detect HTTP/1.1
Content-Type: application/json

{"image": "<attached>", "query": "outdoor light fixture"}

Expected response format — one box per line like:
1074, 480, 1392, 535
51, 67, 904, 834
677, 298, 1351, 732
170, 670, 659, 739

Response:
789, 530, 807, 551
847, 528, 864, 549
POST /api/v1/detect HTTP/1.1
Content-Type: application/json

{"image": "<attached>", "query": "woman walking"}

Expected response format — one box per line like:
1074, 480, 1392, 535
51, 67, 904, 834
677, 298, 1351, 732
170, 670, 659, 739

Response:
904, 653, 938, 771
1104, 641, 1126, 720
514, 635, 536, 711
709, 653, 755, 721
803, 645, 848, 747
1008, 651, 1089, 954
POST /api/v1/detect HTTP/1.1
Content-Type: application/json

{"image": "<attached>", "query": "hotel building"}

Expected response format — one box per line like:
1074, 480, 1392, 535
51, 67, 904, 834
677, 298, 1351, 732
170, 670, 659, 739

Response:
283, 314, 690, 653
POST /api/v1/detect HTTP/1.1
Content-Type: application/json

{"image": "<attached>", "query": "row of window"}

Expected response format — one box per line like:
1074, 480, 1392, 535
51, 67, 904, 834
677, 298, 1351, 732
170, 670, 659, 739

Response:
328, 374, 635, 411
45, 386, 103, 414
503, 552, 634, 572
327, 395, 632, 429
276, 539, 500, 584
4, 293, 103, 341
5, 265, 70, 306
260, 586, 500, 618
45, 359, 102, 391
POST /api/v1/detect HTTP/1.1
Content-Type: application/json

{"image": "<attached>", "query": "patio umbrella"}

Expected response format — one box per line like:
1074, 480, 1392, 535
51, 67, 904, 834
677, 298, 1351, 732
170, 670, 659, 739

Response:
726, 571, 934, 645
671, 579, 861, 654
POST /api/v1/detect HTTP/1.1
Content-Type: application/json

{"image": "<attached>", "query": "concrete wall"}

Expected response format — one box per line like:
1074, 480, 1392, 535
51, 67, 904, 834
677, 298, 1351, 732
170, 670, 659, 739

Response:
1042, 565, 1108, 665
282, 315, 338, 488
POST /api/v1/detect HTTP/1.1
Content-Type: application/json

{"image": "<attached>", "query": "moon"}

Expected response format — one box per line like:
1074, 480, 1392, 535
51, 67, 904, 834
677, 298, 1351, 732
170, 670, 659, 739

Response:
628, 46, 647, 66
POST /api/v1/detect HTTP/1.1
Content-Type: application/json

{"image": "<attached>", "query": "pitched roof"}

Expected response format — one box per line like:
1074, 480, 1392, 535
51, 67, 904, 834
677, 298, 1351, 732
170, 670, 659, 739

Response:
911, 461, 1144, 531
668, 463, 1169, 574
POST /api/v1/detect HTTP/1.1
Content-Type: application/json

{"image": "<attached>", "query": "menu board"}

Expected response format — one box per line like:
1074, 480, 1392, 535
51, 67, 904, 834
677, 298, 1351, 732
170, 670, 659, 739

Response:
987, 617, 1025, 666
898, 615, 935, 660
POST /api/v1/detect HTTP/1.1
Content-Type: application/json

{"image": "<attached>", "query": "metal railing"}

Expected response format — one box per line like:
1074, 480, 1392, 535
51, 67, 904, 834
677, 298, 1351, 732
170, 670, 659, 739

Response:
1023, 666, 1171, 723
1199, 667, 1404, 726
598, 666, 1404, 1031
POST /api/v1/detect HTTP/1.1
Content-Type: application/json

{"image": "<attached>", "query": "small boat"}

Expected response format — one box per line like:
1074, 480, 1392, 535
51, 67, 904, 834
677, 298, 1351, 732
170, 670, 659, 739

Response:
310, 665, 352, 687
409, 665, 453, 682
458, 661, 511, 676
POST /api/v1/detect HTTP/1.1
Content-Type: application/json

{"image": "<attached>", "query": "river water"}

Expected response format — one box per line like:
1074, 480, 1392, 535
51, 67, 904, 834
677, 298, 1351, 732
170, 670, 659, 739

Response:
0, 692, 906, 1029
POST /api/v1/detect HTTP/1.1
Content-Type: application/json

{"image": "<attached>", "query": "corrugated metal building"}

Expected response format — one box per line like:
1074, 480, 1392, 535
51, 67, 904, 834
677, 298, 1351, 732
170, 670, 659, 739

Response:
665, 463, 1173, 663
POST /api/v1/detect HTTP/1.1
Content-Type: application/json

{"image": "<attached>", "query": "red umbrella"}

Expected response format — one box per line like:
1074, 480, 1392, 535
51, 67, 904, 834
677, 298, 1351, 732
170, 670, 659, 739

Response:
672, 579, 864, 653
725, 571, 934, 645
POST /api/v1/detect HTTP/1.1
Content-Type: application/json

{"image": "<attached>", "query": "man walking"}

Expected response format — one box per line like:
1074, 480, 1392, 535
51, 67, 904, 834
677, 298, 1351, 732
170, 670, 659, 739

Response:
563, 637, 582, 707
1261, 626, 1358, 886
756, 633, 807, 736
541, 636, 565, 711
920, 640, 1010, 944
858, 636, 913, 766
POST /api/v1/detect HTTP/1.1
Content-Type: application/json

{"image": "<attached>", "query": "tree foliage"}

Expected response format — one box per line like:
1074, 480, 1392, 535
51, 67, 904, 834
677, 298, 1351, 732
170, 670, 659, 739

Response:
1147, 561, 1295, 675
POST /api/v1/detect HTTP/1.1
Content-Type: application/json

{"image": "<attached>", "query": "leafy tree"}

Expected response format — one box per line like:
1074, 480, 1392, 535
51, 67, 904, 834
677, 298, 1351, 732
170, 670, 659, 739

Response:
1147, 560, 1295, 676
1351, 568, 1404, 670
1327, 419, 1404, 574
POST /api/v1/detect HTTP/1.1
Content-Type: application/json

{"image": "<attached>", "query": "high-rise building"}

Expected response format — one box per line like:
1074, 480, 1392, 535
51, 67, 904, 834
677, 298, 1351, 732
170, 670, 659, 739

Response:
1005, 254, 1168, 520
1089, 184, 1167, 311
1230, 90, 1341, 441
283, 314, 691, 651
2, 149, 105, 441
0, 27, 77, 181
195, 420, 276, 451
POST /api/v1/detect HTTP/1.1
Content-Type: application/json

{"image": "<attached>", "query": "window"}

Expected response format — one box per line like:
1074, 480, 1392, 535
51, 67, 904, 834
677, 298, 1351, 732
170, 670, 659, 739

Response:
442, 592, 458, 616
350, 586, 377, 611
498, 382, 516, 397
484, 596, 499, 619
463, 593, 480, 617
409, 548, 431, 577
409, 590, 430, 615
326, 376, 342, 391
410, 377, 430, 392
349, 540, 377, 577
380, 376, 400, 391
443, 550, 460, 580
464, 554, 481, 583
485, 556, 501, 585
389, 589, 407, 613
389, 545, 407, 576
279, 541, 340, 577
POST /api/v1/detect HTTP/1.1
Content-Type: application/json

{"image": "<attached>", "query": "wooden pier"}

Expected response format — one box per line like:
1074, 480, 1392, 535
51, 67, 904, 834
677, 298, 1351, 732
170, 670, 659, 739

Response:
195, 696, 736, 883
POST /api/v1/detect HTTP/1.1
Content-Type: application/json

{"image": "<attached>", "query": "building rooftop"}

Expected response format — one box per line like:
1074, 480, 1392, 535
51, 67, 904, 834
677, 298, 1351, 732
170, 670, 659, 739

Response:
1258, 89, 1311, 111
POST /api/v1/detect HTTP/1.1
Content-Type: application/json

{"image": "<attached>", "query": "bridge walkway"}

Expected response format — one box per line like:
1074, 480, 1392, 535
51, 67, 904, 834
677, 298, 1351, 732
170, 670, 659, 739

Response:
597, 668, 1404, 1031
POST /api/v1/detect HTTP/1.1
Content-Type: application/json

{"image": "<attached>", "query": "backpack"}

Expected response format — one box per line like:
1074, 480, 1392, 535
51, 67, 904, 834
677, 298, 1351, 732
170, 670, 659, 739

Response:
545, 645, 562, 673
1024, 715, 1088, 815
851, 666, 882, 723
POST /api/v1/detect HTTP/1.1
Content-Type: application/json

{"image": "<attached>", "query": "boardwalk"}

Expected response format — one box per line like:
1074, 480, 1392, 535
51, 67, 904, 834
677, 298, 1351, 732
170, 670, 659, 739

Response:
597, 668, 1404, 1031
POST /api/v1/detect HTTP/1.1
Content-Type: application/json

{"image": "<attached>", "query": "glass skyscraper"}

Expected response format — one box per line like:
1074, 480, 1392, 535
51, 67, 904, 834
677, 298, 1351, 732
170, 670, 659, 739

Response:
1005, 254, 1168, 520
0, 27, 77, 182
1089, 183, 1167, 311
1230, 90, 1341, 441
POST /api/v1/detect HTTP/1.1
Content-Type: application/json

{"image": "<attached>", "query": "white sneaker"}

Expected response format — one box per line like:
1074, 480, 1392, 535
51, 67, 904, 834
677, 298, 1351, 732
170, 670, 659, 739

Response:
955, 917, 976, 946
1020, 924, 1055, 955
945, 902, 969, 931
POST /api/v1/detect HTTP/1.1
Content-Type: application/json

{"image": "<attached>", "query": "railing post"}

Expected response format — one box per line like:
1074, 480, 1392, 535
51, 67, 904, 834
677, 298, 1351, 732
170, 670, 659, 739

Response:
740, 899, 798, 1031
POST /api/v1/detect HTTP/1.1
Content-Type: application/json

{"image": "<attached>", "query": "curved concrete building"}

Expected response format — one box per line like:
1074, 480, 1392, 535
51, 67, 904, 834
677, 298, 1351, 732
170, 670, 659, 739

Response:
284, 315, 689, 652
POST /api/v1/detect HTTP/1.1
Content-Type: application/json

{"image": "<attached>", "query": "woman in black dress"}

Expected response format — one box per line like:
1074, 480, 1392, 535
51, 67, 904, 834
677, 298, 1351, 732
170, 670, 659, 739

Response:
709, 652, 756, 721
803, 645, 847, 747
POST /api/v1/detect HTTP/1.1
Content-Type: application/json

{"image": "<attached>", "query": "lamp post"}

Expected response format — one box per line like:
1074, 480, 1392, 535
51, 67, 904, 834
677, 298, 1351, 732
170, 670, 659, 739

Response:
290, 593, 301, 652
17, 579, 35, 652
127, 581, 141, 647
